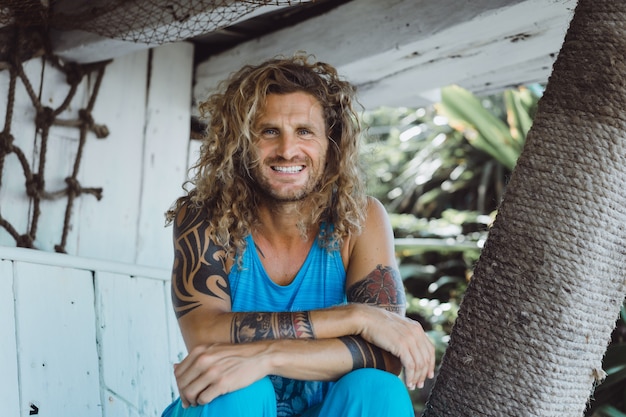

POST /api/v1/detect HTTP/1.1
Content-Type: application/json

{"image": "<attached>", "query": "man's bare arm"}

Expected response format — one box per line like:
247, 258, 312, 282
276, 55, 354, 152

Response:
171, 206, 230, 319
347, 264, 406, 313
231, 312, 315, 342
339, 264, 406, 372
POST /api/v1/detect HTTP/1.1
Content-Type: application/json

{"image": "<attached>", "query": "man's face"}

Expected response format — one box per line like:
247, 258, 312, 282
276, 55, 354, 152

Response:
252, 92, 329, 202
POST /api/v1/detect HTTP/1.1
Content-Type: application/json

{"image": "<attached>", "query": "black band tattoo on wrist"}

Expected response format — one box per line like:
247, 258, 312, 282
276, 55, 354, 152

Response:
346, 264, 406, 314
231, 311, 315, 343
339, 336, 385, 371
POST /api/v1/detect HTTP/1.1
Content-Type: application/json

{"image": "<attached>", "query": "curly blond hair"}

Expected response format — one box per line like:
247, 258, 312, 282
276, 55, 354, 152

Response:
167, 53, 367, 258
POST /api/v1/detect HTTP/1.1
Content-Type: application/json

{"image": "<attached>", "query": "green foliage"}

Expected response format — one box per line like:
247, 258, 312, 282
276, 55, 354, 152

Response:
362, 108, 499, 219
595, 406, 626, 417
435, 85, 539, 170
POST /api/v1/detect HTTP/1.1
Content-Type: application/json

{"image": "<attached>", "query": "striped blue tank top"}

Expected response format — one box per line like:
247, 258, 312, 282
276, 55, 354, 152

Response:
229, 233, 346, 416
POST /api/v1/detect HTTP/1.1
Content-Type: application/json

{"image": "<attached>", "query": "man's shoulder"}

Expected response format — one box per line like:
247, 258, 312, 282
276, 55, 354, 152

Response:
360, 196, 387, 227
173, 198, 209, 233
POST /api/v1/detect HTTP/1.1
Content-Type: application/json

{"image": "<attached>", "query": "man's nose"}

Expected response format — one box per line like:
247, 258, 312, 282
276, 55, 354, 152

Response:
276, 133, 299, 159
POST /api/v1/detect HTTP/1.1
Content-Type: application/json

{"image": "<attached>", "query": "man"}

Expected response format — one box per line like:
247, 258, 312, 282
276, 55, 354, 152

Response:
162, 54, 435, 417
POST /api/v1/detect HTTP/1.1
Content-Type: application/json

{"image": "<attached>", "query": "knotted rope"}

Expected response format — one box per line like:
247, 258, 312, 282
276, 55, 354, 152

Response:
0, 27, 109, 253
423, 1, 626, 415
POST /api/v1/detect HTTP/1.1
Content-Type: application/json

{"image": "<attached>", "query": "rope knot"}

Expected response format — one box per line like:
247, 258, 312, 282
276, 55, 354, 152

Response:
64, 63, 85, 86
65, 177, 82, 195
54, 244, 67, 254
92, 124, 110, 139
0, 131, 14, 155
25, 174, 43, 198
16, 234, 34, 248
79, 109, 109, 139
78, 109, 94, 126
35, 106, 55, 130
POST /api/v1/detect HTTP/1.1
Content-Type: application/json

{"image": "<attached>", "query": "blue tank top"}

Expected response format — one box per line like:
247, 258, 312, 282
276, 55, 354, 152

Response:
229, 233, 347, 416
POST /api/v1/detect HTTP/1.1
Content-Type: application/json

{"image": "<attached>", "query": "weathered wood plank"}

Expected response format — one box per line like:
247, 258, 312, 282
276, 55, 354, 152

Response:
345, 0, 573, 107
0, 246, 168, 280
187, 138, 202, 170
34, 59, 92, 253
135, 42, 194, 268
164, 280, 187, 400
74, 49, 149, 263
194, 0, 575, 109
13, 261, 101, 417
0, 260, 20, 417
96, 271, 173, 416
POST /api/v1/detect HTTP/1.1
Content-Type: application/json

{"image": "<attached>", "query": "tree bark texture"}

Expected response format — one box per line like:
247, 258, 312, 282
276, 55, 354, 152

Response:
423, 0, 626, 415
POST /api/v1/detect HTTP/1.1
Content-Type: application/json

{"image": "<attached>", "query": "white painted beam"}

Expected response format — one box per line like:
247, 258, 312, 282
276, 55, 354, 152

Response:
350, 0, 574, 107
0, 246, 168, 280
194, 0, 575, 109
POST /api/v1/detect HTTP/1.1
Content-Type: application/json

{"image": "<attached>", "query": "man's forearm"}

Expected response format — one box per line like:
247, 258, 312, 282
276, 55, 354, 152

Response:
231, 311, 315, 342
230, 307, 402, 374
339, 335, 402, 374
339, 335, 385, 369
229, 304, 359, 343
264, 337, 398, 382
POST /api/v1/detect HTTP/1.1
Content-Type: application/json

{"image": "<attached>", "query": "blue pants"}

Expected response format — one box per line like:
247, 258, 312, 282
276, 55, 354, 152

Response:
162, 368, 414, 417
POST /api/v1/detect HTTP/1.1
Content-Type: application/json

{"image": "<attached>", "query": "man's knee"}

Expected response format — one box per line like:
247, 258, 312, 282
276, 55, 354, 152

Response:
318, 369, 413, 417
335, 368, 406, 397
211, 376, 275, 410
162, 377, 276, 417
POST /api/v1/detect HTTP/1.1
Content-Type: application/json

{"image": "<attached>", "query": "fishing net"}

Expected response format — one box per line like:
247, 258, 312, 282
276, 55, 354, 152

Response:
0, 0, 303, 44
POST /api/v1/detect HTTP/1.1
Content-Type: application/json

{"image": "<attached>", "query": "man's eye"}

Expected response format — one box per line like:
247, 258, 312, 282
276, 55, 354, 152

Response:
262, 128, 279, 135
298, 129, 312, 136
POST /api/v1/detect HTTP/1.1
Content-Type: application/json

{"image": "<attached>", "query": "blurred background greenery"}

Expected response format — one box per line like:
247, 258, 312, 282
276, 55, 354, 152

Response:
361, 85, 626, 416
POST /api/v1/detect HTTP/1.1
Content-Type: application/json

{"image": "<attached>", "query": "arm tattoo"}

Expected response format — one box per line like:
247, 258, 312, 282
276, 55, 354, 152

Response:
171, 207, 231, 318
341, 265, 405, 370
339, 335, 386, 371
346, 264, 406, 314
231, 311, 315, 343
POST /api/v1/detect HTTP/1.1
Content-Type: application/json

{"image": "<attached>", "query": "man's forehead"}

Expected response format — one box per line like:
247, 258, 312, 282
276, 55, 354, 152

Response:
256, 92, 324, 117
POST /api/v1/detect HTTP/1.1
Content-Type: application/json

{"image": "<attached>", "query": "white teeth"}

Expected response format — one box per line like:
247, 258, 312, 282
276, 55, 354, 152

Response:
272, 166, 303, 173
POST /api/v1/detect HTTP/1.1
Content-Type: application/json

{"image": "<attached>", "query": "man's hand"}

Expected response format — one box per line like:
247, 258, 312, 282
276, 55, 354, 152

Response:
174, 343, 271, 408
354, 303, 435, 390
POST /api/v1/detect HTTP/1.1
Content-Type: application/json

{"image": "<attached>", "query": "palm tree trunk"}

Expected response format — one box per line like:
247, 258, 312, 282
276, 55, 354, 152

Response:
423, 0, 626, 415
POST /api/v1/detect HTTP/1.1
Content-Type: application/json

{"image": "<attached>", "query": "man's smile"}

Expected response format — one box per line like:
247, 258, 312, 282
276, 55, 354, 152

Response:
271, 165, 305, 173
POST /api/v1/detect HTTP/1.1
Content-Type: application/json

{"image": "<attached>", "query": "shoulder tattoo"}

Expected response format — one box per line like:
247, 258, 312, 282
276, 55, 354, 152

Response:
231, 311, 315, 343
171, 207, 231, 318
346, 264, 406, 314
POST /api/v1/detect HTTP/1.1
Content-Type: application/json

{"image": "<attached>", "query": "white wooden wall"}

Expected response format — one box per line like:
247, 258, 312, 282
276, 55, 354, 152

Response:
0, 246, 186, 417
0, 42, 198, 416
0, 41, 194, 270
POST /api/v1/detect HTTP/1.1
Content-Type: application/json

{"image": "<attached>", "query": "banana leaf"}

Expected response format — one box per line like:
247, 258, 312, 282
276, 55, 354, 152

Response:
504, 88, 534, 144
436, 85, 523, 170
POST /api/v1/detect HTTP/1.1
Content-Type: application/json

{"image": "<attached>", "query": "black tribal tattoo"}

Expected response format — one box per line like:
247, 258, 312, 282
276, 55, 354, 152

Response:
339, 335, 385, 370
231, 311, 315, 343
171, 206, 231, 318
339, 264, 407, 371
346, 264, 406, 314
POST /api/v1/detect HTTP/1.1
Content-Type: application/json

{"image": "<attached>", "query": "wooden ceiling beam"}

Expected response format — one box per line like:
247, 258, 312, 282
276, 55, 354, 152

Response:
193, 0, 575, 109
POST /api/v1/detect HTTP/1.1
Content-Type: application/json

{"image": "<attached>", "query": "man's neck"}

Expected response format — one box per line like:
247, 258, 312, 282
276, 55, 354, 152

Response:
255, 199, 316, 244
